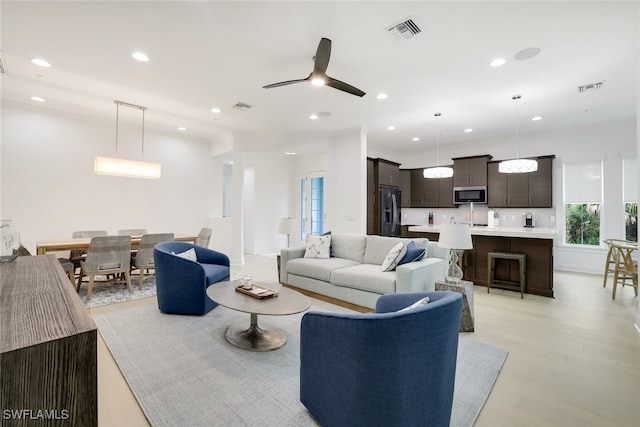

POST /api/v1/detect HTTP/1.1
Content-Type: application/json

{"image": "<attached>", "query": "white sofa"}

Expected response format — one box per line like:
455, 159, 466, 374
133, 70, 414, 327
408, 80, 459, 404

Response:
279, 234, 448, 309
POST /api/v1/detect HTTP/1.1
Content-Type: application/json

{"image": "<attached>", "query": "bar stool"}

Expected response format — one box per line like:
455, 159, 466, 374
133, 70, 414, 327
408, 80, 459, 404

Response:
487, 251, 526, 299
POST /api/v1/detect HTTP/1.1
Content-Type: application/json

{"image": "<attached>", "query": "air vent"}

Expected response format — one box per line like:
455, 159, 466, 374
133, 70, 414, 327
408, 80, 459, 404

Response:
386, 18, 421, 41
232, 102, 252, 111
578, 81, 606, 93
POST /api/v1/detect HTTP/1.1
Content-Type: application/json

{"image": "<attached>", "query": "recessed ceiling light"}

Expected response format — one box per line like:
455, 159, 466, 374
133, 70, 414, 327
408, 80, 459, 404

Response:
464, 128, 473, 133
30, 96, 45, 102
489, 58, 506, 67
531, 116, 542, 121
309, 114, 318, 120
31, 58, 51, 68
177, 127, 187, 131
210, 107, 221, 113
412, 137, 420, 142
284, 152, 297, 155
131, 52, 149, 62
387, 125, 395, 130
377, 93, 388, 100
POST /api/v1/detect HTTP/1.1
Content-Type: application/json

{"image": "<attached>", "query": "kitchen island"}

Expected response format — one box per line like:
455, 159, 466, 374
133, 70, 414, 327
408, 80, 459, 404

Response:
407, 225, 557, 297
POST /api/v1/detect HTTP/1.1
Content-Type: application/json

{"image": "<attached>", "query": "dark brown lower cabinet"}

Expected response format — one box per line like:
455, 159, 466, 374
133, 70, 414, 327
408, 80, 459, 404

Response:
464, 235, 554, 297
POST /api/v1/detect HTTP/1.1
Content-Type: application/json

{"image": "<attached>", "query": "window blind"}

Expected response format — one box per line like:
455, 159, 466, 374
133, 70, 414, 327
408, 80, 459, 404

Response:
622, 157, 637, 202
563, 161, 603, 203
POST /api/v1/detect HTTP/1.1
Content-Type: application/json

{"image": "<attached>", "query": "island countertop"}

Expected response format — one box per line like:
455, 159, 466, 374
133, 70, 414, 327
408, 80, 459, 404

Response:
407, 225, 557, 240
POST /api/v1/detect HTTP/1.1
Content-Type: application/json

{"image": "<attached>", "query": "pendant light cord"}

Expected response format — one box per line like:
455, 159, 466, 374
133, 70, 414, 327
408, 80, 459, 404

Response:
513, 94, 521, 160
435, 112, 441, 167
115, 102, 119, 158
114, 100, 148, 161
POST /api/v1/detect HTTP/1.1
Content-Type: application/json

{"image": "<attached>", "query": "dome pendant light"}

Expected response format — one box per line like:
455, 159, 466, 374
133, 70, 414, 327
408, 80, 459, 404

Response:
499, 95, 538, 174
423, 113, 453, 179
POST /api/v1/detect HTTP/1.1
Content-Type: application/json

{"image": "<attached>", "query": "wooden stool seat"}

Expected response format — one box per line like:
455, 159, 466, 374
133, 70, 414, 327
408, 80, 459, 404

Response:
487, 251, 526, 299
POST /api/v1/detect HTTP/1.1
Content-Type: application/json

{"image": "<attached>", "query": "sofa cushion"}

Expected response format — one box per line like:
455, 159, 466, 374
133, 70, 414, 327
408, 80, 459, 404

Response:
173, 248, 197, 261
304, 234, 331, 259
397, 296, 430, 312
364, 236, 429, 265
330, 264, 397, 295
331, 234, 367, 263
287, 257, 360, 283
381, 242, 407, 272
201, 263, 229, 285
398, 241, 426, 266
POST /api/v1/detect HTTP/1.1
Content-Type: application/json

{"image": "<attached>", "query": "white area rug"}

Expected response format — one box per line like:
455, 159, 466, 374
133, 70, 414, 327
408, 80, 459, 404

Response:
94, 299, 507, 426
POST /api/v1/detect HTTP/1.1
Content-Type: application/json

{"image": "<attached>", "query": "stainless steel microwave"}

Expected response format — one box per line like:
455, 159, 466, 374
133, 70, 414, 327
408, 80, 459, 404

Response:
453, 186, 487, 204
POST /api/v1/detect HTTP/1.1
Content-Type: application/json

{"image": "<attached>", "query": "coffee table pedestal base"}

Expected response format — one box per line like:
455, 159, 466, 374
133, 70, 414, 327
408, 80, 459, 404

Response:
224, 313, 286, 351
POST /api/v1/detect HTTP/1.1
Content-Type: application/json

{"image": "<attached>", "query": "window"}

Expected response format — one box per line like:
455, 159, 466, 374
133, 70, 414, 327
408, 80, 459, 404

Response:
563, 161, 603, 245
623, 157, 637, 242
300, 174, 325, 242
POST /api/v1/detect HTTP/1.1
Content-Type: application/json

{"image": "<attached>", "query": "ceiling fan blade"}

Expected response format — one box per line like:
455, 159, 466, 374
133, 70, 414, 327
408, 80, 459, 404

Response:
263, 78, 308, 89
313, 38, 331, 74
326, 76, 366, 97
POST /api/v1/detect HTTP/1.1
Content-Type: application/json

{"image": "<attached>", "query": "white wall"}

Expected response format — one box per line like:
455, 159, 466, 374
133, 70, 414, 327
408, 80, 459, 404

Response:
0, 102, 222, 252
324, 127, 367, 235
242, 153, 295, 254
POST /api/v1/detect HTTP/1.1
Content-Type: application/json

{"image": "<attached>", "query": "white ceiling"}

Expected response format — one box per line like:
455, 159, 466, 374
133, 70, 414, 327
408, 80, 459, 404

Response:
1, 1, 638, 155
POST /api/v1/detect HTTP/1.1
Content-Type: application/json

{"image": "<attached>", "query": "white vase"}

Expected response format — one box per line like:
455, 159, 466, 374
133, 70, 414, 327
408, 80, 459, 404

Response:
1, 220, 20, 262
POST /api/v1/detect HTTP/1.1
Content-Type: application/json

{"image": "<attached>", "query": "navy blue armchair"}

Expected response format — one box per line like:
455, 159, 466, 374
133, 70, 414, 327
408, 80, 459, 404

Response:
300, 291, 463, 427
154, 241, 230, 315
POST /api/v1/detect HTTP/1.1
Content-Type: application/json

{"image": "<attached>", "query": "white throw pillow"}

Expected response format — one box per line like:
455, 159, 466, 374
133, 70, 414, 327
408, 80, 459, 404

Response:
397, 296, 430, 312
304, 234, 331, 259
381, 242, 407, 272
172, 248, 197, 261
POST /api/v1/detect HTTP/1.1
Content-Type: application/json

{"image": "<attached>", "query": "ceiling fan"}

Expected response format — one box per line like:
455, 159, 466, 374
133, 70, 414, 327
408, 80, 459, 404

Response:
263, 37, 366, 97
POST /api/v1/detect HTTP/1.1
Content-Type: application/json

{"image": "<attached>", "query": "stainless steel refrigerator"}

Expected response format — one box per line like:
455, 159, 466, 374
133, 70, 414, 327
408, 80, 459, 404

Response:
380, 187, 401, 237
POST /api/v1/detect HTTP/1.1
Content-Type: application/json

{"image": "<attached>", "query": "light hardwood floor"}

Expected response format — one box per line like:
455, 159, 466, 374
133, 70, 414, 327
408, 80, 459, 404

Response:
91, 254, 640, 427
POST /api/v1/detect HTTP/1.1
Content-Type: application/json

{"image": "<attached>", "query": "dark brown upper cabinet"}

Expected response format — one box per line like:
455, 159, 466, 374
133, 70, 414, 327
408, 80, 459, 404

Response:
452, 155, 493, 187
487, 156, 554, 208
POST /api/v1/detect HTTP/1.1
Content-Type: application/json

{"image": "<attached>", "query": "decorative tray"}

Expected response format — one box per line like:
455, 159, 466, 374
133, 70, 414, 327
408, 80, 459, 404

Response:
235, 284, 279, 299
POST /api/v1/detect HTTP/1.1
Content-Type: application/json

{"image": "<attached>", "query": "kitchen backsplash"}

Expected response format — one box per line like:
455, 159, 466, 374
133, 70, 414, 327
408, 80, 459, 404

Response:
401, 205, 557, 229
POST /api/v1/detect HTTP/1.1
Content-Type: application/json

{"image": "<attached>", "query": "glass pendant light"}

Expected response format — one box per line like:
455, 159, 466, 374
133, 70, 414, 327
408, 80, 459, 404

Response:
423, 112, 453, 178
499, 95, 538, 173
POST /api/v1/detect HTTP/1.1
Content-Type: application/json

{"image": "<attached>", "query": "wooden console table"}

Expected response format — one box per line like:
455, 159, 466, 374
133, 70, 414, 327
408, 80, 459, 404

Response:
0, 255, 97, 426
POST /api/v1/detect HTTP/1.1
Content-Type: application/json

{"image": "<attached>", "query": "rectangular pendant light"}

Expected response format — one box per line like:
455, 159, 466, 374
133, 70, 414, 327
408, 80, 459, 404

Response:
94, 156, 161, 179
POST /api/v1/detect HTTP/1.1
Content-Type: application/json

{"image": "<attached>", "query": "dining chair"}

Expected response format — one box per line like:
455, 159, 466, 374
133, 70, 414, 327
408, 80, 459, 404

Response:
131, 233, 174, 289
195, 227, 212, 248
118, 229, 147, 237
77, 235, 132, 300
609, 239, 638, 300
69, 230, 108, 274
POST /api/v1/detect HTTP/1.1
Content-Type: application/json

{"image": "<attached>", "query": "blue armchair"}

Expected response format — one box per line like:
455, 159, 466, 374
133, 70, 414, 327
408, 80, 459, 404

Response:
154, 241, 230, 315
300, 291, 463, 427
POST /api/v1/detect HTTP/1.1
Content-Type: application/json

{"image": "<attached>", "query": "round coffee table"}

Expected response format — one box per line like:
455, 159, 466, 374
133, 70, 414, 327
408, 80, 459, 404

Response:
206, 280, 310, 351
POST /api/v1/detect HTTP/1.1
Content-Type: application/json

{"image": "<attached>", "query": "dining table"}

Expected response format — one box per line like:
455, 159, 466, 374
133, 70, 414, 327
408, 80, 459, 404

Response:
35, 233, 198, 255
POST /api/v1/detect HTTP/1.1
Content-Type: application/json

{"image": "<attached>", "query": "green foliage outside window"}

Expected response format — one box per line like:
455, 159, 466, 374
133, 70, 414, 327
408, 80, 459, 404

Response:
625, 202, 637, 242
565, 203, 600, 245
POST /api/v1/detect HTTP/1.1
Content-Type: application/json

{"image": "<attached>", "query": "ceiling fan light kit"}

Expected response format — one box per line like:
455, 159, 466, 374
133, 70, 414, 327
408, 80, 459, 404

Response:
499, 94, 538, 174
263, 38, 366, 97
